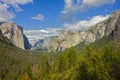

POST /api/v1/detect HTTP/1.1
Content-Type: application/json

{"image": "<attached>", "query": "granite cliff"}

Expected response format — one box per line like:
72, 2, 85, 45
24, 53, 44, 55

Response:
33, 10, 120, 51
0, 22, 31, 50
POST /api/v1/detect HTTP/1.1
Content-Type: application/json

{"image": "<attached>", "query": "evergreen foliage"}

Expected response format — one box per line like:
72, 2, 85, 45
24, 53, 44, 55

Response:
0, 36, 120, 80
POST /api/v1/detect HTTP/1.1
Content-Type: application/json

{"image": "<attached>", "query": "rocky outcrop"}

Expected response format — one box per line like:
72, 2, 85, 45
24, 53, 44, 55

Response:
33, 10, 120, 51
23, 34, 31, 49
0, 22, 31, 50
32, 37, 55, 50
0, 30, 5, 41
0, 30, 3, 39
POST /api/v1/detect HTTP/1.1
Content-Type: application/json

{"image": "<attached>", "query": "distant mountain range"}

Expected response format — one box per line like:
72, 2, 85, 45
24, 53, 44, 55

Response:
0, 9, 120, 80
0, 10, 120, 52
32, 10, 120, 51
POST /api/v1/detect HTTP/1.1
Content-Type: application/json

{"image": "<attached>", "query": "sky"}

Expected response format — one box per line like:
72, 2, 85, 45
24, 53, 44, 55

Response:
0, 0, 120, 45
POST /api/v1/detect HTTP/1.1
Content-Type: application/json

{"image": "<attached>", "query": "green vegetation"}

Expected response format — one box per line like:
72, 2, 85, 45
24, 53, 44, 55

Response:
0, 35, 120, 80
0, 40, 42, 80
37, 45, 120, 80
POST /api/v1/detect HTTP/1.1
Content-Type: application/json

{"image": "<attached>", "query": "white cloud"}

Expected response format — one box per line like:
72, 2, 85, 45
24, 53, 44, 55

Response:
60, 0, 77, 22
0, 0, 33, 22
31, 14, 45, 21
61, 0, 74, 14
24, 28, 62, 45
0, 3, 15, 22
64, 15, 110, 31
81, 0, 115, 8
0, 0, 33, 11
61, 0, 115, 21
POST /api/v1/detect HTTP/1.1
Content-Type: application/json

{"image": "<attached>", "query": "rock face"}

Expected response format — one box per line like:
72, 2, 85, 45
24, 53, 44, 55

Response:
32, 37, 54, 50
33, 10, 120, 51
0, 22, 31, 49
0, 30, 6, 41
0, 30, 3, 39
23, 34, 31, 49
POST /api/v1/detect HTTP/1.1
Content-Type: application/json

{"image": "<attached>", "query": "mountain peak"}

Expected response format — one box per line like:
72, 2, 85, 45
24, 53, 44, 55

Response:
110, 9, 120, 18
0, 22, 31, 50
32, 10, 120, 51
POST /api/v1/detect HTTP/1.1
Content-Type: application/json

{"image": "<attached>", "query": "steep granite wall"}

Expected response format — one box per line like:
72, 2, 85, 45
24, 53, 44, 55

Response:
33, 10, 120, 51
0, 22, 31, 49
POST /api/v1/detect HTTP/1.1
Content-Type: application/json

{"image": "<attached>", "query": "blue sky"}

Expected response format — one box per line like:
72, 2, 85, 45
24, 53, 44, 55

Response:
0, 0, 120, 44
13, 0, 64, 30
0, 0, 120, 30
24, 0, 119, 30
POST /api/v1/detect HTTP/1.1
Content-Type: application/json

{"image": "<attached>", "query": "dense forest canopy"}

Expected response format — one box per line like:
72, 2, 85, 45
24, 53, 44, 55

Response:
0, 35, 120, 80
